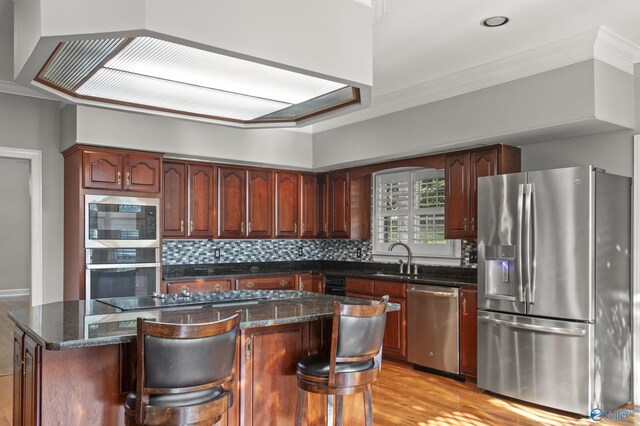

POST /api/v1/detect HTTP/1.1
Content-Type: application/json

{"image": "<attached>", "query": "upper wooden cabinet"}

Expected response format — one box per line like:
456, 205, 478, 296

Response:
317, 174, 329, 238
247, 170, 273, 238
162, 161, 187, 238
218, 166, 247, 239
188, 164, 216, 238
328, 171, 350, 238
444, 145, 520, 239
83, 150, 161, 193
274, 171, 299, 238
299, 174, 318, 238
162, 161, 216, 239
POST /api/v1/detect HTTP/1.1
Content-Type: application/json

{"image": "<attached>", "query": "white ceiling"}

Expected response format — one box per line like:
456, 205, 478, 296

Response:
372, 0, 640, 97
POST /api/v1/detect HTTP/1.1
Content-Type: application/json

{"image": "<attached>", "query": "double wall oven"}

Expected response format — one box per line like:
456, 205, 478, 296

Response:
85, 195, 160, 308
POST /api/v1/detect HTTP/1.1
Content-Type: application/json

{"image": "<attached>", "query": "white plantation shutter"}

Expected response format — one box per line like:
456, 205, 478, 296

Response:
373, 169, 460, 259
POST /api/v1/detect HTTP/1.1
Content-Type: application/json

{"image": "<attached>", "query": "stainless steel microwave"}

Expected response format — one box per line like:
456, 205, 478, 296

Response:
85, 195, 160, 248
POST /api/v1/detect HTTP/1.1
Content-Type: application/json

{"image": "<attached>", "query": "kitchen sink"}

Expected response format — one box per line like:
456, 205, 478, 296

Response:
371, 272, 420, 280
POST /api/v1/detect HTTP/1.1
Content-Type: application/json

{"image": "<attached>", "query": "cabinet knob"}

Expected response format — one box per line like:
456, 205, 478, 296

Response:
125, 172, 131, 187
213, 283, 223, 292
246, 281, 254, 288
117, 172, 122, 185
245, 338, 251, 360
471, 217, 475, 231
180, 220, 184, 233
279, 280, 288, 287
462, 297, 467, 314
301, 223, 305, 234
190, 220, 194, 232
241, 222, 245, 234
294, 223, 297, 233
463, 217, 468, 231
247, 222, 252, 233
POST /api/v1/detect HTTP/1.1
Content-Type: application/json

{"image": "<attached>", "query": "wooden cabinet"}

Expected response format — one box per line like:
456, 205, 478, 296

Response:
218, 167, 247, 239
460, 286, 478, 378
317, 174, 329, 238
247, 170, 272, 238
274, 171, 299, 238
299, 174, 318, 238
237, 275, 296, 290
165, 279, 232, 294
298, 274, 324, 293
83, 149, 161, 193
328, 171, 350, 238
444, 145, 520, 239
162, 161, 187, 238
188, 163, 216, 238
345, 277, 407, 360
162, 161, 216, 238
13, 329, 41, 426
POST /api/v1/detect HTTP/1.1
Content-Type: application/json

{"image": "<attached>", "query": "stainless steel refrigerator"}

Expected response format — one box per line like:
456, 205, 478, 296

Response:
477, 166, 631, 416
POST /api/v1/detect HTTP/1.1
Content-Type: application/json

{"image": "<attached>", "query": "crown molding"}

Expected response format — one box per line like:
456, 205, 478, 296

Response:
311, 26, 640, 134
0, 80, 59, 101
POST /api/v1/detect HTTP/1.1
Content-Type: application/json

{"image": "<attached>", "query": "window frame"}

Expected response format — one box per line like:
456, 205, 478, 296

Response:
372, 168, 461, 264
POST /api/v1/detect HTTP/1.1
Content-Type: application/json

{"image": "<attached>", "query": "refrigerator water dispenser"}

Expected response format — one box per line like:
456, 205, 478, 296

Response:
484, 245, 517, 299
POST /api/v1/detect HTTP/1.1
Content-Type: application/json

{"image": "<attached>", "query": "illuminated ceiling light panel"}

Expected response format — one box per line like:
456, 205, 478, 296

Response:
36, 37, 360, 124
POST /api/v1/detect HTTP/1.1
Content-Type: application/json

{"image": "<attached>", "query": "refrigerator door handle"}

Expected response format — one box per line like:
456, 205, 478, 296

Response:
523, 183, 533, 304
516, 183, 525, 303
529, 183, 537, 304
478, 316, 586, 336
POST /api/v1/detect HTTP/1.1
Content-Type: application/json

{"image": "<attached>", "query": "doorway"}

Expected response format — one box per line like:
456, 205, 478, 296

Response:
0, 157, 30, 375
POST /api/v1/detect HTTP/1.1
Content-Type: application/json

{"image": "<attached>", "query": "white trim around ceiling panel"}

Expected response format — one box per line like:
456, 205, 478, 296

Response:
0, 147, 43, 307
310, 26, 640, 134
0, 80, 58, 101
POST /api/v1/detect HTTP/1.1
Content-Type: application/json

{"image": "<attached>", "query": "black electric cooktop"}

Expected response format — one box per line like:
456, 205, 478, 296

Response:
97, 290, 308, 311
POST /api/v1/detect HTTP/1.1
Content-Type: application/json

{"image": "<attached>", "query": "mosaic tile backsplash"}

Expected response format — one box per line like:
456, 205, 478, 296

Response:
163, 239, 477, 267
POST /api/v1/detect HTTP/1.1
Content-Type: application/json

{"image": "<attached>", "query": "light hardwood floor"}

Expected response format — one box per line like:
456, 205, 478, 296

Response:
0, 361, 637, 425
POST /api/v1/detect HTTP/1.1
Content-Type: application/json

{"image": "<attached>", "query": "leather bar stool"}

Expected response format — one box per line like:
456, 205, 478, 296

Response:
295, 296, 389, 426
124, 311, 241, 426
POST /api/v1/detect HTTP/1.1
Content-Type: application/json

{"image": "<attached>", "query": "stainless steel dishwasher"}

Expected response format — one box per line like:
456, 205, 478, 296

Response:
407, 284, 459, 374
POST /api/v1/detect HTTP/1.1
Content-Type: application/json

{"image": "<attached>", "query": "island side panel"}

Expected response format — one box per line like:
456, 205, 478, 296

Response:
40, 344, 125, 426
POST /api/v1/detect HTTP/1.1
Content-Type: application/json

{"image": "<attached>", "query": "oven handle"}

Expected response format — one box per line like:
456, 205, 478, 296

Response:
86, 263, 162, 270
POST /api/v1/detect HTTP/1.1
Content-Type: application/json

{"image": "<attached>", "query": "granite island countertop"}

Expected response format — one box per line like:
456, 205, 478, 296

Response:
8, 291, 399, 351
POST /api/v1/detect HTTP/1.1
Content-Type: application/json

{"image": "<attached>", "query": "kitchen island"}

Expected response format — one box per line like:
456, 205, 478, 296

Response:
9, 291, 398, 426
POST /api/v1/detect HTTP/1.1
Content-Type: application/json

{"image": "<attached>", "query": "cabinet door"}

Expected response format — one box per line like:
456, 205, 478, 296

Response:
299, 174, 318, 238
166, 279, 232, 294
241, 324, 307, 426
274, 171, 299, 238
82, 150, 124, 190
298, 274, 324, 293
317, 174, 329, 238
13, 328, 24, 426
381, 296, 406, 359
444, 152, 471, 239
460, 287, 478, 377
346, 277, 374, 296
237, 275, 296, 290
124, 154, 161, 193
247, 170, 272, 238
22, 335, 41, 426
469, 148, 499, 236
218, 167, 247, 238
162, 162, 187, 238
328, 171, 350, 238
188, 164, 216, 238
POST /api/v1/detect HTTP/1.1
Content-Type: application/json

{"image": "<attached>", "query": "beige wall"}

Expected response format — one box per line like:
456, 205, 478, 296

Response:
0, 92, 63, 303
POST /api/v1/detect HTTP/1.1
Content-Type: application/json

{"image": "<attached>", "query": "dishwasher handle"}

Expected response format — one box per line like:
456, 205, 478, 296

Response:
407, 288, 457, 298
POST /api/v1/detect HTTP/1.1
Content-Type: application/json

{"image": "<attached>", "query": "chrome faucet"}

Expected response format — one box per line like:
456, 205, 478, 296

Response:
389, 242, 414, 275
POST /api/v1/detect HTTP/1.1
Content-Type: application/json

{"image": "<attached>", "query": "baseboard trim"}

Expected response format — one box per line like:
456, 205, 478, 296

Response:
0, 289, 30, 298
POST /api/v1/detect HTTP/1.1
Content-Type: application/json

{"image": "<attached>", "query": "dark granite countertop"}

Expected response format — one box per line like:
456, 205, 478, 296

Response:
163, 261, 477, 287
8, 291, 399, 351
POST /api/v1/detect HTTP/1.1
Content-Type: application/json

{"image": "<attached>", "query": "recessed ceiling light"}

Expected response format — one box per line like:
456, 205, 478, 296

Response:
35, 37, 360, 124
481, 16, 510, 28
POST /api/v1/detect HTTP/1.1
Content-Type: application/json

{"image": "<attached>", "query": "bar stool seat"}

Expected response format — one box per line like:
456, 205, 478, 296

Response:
295, 296, 389, 426
297, 354, 374, 377
125, 387, 223, 410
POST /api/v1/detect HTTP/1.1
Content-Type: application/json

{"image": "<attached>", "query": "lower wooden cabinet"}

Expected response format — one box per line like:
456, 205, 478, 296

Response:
13, 328, 41, 426
297, 273, 324, 293
237, 275, 296, 290
345, 277, 407, 360
459, 286, 478, 378
165, 279, 233, 294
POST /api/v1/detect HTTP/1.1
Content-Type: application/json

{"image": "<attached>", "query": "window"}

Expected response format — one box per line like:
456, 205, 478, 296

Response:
373, 168, 460, 261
